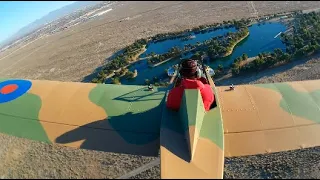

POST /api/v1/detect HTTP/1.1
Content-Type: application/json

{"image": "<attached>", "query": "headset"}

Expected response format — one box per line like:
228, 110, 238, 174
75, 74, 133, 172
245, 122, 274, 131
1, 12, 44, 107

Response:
178, 59, 202, 79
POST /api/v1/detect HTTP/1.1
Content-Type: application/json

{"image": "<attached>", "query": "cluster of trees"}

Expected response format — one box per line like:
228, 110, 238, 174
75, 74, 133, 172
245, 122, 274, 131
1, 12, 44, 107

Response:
91, 12, 309, 84
206, 27, 249, 59
147, 19, 250, 67
146, 20, 250, 67
230, 53, 249, 75
123, 39, 147, 54
281, 11, 320, 58
125, 70, 136, 79
183, 43, 197, 51
231, 49, 291, 75
109, 69, 136, 85
144, 77, 169, 87
151, 30, 192, 43
150, 18, 251, 43
113, 68, 136, 79
111, 77, 121, 84
229, 11, 320, 77
147, 46, 183, 65
233, 18, 251, 29
212, 64, 224, 78
91, 38, 147, 83
150, 22, 230, 42
192, 23, 225, 34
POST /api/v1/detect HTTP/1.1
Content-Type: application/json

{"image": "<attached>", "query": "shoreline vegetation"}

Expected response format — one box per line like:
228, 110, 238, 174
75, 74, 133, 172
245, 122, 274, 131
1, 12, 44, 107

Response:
90, 10, 305, 84
147, 23, 250, 67
224, 31, 249, 57
226, 11, 320, 77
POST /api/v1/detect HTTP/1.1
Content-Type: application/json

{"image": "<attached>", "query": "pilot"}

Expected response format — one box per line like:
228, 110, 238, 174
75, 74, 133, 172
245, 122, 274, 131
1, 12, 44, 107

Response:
166, 59, 215, 111
148, 84, 154, 91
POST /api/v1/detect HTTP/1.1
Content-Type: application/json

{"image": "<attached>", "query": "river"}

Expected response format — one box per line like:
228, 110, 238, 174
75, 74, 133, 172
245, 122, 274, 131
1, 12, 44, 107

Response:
116, 22, 287, 85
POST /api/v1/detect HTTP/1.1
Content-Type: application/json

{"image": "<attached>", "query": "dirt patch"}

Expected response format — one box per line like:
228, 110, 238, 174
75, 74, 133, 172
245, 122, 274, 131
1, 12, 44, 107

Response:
0, 133, 159, 179
224, 146, 320, 179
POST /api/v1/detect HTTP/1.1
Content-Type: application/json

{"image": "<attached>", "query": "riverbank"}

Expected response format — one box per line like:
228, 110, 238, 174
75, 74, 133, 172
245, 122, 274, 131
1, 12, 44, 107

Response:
104, 45, 146, 79
149, 56, 175, 68
130, 45, 147, 63
148, 47, 197, 68
149, 31, 250, 68
214, 52, 320, 86
213, 55, 257, 80
223, 31, 250, 57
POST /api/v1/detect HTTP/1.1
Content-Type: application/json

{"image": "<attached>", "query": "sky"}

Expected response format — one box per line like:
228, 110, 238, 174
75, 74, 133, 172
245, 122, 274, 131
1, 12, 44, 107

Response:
0, 1, 76, 43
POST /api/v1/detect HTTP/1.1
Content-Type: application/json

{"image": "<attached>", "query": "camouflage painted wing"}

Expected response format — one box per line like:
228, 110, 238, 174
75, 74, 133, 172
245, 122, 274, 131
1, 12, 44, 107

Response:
0, 79, 167, 156
217, 79, 320, 157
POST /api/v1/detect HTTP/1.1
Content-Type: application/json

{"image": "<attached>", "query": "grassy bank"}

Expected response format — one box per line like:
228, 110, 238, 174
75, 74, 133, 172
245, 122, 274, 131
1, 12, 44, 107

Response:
223, 31, 250, 57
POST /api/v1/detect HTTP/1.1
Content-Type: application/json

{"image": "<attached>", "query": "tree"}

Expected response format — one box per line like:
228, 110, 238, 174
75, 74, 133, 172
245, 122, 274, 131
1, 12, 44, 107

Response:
119, 68, 127, 76
241, 53, 248, 61
114, 71, 121, 77
282, 53, 292, 62
111, 77, 121, 84
97, 71, 107, 79
252, 58, 265, 70
231, 66, 240, 75
125, 71, 135, 79
91, 78, 99, 83
192, 51, 201, 60
274, 48, 284, 57
145, 79, 150, 85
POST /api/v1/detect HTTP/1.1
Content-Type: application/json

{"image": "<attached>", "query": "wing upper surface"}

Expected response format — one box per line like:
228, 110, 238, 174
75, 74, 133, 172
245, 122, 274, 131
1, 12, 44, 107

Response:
0, 79, 167, 156
217, 79, 320, 157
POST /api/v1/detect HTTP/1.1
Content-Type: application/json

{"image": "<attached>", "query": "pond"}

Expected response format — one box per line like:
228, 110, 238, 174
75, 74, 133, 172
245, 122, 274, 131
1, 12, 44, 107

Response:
117, 22, 287, 85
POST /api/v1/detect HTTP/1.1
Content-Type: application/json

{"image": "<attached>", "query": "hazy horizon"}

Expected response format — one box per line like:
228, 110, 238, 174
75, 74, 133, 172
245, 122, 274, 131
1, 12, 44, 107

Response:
0, 1, 76, 44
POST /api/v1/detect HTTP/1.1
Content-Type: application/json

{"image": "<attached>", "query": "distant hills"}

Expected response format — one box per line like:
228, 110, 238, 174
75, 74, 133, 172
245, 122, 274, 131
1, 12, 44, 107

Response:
0, 1, 103, 48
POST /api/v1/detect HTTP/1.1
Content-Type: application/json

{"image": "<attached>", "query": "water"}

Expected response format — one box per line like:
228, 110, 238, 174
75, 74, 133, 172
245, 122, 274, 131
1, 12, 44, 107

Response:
117, 22, 287, 85
208, 23, 287, 68
140, 27, 237, 57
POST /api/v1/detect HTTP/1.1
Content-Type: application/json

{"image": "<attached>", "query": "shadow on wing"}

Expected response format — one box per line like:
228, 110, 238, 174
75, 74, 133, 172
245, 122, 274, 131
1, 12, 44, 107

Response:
113, 86, 168, 102
55, 87, 168, 157
160, 107, 191, 162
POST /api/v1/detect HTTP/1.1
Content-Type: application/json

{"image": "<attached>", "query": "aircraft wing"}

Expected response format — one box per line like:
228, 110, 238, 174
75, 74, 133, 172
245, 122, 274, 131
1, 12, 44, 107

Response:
0, 78, 167, 157
3, 77, 320, 178
217, 79, 320, 157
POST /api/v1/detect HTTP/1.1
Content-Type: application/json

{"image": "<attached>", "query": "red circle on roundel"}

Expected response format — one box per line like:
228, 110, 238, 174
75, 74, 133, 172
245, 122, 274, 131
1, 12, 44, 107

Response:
0, 84, 18, 95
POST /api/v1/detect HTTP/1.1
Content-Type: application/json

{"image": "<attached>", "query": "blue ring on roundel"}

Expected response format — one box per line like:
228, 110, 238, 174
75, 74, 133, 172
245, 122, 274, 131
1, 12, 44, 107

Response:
0, 80, 32, 104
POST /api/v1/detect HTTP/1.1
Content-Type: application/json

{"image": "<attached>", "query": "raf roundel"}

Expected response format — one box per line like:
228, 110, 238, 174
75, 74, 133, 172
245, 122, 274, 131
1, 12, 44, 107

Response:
0, 80, 32, 103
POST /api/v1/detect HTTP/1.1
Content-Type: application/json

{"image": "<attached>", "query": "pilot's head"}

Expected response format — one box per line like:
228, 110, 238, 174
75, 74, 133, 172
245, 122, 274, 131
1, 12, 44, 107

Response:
179, 59, 201, 79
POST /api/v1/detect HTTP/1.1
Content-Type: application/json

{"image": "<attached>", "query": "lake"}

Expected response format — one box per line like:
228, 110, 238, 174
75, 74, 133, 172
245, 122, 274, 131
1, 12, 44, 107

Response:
117, 22, 287, 85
